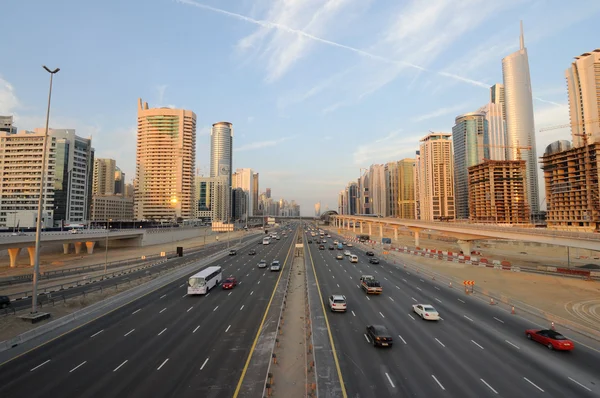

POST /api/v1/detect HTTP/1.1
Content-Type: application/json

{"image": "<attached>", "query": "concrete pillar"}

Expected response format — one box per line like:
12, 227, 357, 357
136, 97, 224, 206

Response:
457, 240, 473, 255
7, 248, 21, 268
352, 221, 356, 232
368, 223, 372, 236
74, 242, 83, 254
408, 227, 422, 248
63, 243, 70, 254
85, 241, 96, 254
394, 227, 398, 240
359, 222, 363, 233
379, 224, 383, 237
27, 247, 36, 266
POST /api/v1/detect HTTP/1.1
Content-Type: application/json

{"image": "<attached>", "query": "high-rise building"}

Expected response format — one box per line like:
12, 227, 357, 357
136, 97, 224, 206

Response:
211, 176, 230, 222
90, 195, 134, 222
338, 191, 345, 215
358, 171, 371, 215
452, 112, 489, 219
252, 173, 259, 216
369, 164, 386, 217
194, 176, 214, 220
385, 162, 399, 217
478, 84, 508, 161
0, 116, 17, 134
417, 133, 455, 221
414, 151, 421, 219
210, 122, 233, 222
231, 168, 255, 217
134, 99, 196, 222
124, 183, 134, 198
92, 158, 116, 196
0, 130, 56, 228
397, 158, 416, 219
566, 49, 600, 147
502, 21, 540, 215
231, 187, 247, 221
347, 182, 358, 215
114, 167, 125, 195
315, 202, 321, 217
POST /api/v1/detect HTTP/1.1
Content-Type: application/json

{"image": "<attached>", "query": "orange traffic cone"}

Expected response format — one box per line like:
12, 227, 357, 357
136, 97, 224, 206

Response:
490, 298, 495, 305
511, 306, 515, 314
551, 321, 555, 330
449, 282, 452, 288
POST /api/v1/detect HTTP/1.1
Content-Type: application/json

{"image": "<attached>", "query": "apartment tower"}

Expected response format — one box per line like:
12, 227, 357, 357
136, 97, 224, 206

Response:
210, 122, 233, 222
397, 158, 416, 219
93, 158, 116, 195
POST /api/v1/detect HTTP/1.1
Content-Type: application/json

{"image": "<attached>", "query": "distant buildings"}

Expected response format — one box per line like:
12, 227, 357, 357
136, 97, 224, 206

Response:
0, 116, 17, 134
397, 158, 416, 219
315, 202, 321, 217
385, 162, 399, 218
231, 168, 256, 218
210, 122, 233, 222
93, 158, 116, 196
90, 158, 134, 222
477, 84, 507, 161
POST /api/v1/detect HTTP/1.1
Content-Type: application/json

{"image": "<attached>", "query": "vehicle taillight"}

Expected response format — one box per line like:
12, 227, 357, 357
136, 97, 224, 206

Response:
425, 313, 429, 317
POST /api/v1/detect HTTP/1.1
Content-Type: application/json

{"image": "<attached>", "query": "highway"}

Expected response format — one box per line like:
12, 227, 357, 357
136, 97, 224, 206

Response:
0, 228, 296, 398
308, 230, 600, 397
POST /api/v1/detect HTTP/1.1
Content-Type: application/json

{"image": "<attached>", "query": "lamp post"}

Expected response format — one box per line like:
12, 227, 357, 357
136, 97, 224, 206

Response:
104, 218, 112, 276
31, 65, 59, 315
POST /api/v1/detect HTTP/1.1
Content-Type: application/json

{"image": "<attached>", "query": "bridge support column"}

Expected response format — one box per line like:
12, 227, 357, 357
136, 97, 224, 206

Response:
408, 227, 422, 248
394, 227, 398, 241
352, 220, 356, 232
26, 246, 36, 266
359, 223, 363, 233
379, 224, 383, 237
85, 241, 96, 254
74, 242, 83, 254
457, 240, 473, 255
7, 248, 21, 268
368, 223, 372, 236
63, 243, 70, 254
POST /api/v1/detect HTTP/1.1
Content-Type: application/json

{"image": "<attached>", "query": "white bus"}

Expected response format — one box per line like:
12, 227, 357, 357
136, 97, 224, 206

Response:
187, 266, 223, 295
263, 237, 271, 245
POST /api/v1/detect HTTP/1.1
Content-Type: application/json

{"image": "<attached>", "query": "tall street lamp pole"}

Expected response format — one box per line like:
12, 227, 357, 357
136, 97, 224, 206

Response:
31, 66, 59, 315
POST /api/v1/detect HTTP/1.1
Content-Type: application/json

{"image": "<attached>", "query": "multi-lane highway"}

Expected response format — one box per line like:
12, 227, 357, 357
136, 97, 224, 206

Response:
307, 229, 600, 397
0, 228, 297, 398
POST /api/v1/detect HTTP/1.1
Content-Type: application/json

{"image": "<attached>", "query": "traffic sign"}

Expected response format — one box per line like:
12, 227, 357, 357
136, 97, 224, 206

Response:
463, 280, 475, 286
383, 251, 389, 255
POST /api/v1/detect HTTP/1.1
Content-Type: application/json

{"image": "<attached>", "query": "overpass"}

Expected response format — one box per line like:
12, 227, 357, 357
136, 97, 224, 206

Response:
331, 215, 600, 254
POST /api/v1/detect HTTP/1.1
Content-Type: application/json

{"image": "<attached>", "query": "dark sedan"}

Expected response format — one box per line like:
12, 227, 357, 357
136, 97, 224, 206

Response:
369, 257, 380, 264
248, 249, 256, 255
366, 325, 393, 347
366, 251, 374, 256
329, 245, 335, 250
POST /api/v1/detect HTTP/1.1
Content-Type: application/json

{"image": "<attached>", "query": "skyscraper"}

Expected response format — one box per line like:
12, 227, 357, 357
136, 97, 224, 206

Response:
452, 112, 489, 219
478, 84, 508, 161
252, 172, 259, 216
397, 158, 416, 219
210, 122, 233, 221
93, 158, 116, 196
134, 98, 196, 221
566, 49, 600, 147
369, 164, 386, 217
315, 202, 321, 217
385, 162, 399, 218
346, 182, 358, 215
232, 168, 255, 217
114, 167, 125, 195
265, 188, 271, 199
502, 21, 540, 215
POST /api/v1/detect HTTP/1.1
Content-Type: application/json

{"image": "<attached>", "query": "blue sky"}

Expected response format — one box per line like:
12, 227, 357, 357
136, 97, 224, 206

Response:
1, 0, 599, 215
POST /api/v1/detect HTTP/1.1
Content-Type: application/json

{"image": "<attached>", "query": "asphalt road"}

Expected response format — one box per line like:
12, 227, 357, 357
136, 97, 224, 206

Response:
307, 230, 600, 398
0, 228, 296, 398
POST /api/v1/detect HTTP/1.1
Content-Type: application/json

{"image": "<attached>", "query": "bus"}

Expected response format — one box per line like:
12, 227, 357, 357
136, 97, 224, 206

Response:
263, 237, 271, 245
188, 266, 223, 295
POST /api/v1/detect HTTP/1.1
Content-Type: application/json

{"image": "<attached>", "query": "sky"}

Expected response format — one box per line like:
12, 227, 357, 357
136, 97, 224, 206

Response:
1, 0, 600, 216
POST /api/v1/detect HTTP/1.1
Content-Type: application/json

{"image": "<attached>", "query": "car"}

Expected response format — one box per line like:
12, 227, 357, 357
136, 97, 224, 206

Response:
308, 240, 313, 244
369, 257, 380, 264
366, 251, 374, 256
0, 295, 11, 309
344, 250, 351, 256
329, 245, 335, 250
349, 255, 358, 263
327, 234, 331, 238
336, 254, 343, 260
270, 260, 281, 271
248, 249, 256, 255
342, 241, 347, 246
229, 249, 237, 256
222, 277, 237, 289
319, 245, 325, 250
366, 325, 393, 347
412, 304, 440, 320
329, 294, 347, 312
347, 243, 353, 247
276, 236, 281, 240
258, 260, 267, 268
525, 329, 574, 351
321, 239, 327, 243
333, 240, 339, 244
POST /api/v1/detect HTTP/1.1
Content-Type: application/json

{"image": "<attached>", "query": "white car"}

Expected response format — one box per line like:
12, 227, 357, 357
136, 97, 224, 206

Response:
329, 294, 347, 312
344, 250, 351, 256
258, 260, 267, 268
346, 243, 353, 247
336, 254, 343, 260
413, 304, 440, 321
270, 260, 281, 272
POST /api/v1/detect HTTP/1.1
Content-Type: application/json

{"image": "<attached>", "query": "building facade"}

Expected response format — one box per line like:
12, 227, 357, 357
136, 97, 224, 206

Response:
90, 195, 134, 222
194, 176, 214, 220
478, 84, 508, 161
252, 172, 259, 216
369, 164, 386, 217
114, 167, 125, 195
385, 162, 399, 218
397, 158, 416, 219
92, 158, 116, 196
210, 122, 233, 222
231, 168, 255, 217
0, 116, 17, 134
134, 98, 196, 222
347, 182, 358, 215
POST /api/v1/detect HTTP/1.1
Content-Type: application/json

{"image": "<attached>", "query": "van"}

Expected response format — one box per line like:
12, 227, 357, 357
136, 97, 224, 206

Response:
350, 255, 358, 263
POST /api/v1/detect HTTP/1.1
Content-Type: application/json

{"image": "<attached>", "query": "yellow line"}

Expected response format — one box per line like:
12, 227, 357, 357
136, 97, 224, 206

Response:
307, 236, 348, 398
233, 228, 298, 397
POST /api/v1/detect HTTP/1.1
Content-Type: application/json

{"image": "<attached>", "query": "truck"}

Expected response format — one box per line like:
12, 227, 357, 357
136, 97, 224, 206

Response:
356, 234, 370, 242
360, 275, 382, 294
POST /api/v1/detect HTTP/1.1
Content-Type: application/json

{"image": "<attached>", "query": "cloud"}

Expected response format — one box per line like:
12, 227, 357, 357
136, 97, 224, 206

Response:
0, 76, 21, 114
157, 84, 168, 104
411, 103, 471, 123
235, 136, 294, 152
247, 116, 254, 124
535, 103, 571, 148
353, 131, 422, 165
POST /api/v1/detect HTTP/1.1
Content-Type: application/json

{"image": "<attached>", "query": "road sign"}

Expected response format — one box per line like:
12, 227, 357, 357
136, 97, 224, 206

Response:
383, 251, 389, 255
463, 280, 475, 286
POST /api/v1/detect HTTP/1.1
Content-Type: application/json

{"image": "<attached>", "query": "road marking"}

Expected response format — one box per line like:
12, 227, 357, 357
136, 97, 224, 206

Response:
388, 297, 394, 302
420, 279, 424, 282
385, 373, 395, 388
159, 308, 167, 314
90, 330, 104, 338
69, 361, 86, 373
471, 340, 484, 349
193, 326, 200, 333
182, 293, 188, 298
157, 358, 169, 370
408, 314, 415, 321
206, 293, 210, 297
505, 340, 520, 349
435, 338, 445, 347
363, 334, 370, 343
480, 379, 498, 394
351, 311, 356, 317
113, 360, 128, 372
411, 297, 417, 302
398, 335, 407, 344
416, 287, 422, 291
131, 309, 141, 315
187, 306, 193, 312
337, 283, 340, 287
199, 357, 210, 370
366, 296, 371, 301
213, 306, 219, 312
493, 317, 504, 323
228, 292, 233, 296
463, 315, 474, 322
240, 305, 244, 311
432, 375, 445, 390
435, 298, 442, 303
158, 328, 167, 336
179, 284, 185, 288
124, 329, 135, 337
523, 377, 544, 392
160, 294, 166, 299
434, 286, 440, 291
384, 277, 388, 281
379, 312, 385, 318
30, 360, 51, 372
568, 377, 592, 392
458, 299, 465, 303
258, 280, 260, 284
402, 279, 407, 283
226, 325, 231, 333
250, 291, 254, 295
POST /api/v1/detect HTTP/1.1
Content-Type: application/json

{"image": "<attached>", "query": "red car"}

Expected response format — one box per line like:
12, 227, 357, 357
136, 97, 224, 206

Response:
222, 277, 237, 290
525, 329, 574, 351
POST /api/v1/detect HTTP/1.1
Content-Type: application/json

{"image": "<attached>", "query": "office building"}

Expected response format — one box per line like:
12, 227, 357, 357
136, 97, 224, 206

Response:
369, 164, 386, 217
502, 21, 540, 215
265, 188, 271, 199
417, 133, 455, 221
231, 187, 247, 221
90, 195, 134, 222
92, 158, 116, 196
134, 98, 196, 222
252, 173, 259, 216
0, 116, 17, 134
566, 49, 600, 147
231, 168, 255, 217
414, 151, 421, 219
478, 84, 508, 161
194, 176, 214, 220
397, 158, 416, 219
468, 160, 530, 224
452, 112, 489, 219
211, 176, 230, 222
210, 122, 233, 222
385, 162, 399, 217
114, 167, 125, 195
346, 182, 358, 215
124, 183, 134, 198
358, 171, 371, 215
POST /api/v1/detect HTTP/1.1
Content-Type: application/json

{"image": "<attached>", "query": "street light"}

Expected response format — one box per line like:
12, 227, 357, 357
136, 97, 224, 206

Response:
31, 65, 59, 315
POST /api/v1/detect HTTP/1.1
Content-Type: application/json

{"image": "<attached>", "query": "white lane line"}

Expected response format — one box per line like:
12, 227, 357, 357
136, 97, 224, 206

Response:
435, 298, 442, 303
90, 330, 104, 338
363, 334, 370, 343
113, 360, 128, 372
568, 377, 592, 392
337, 283, 340, 287
420, 279, 424, 282
159, 308, 167, 314
179, 284, 185, 288
160, 294, 166, 299
505, 340, 520, 349
458, 298, 465, 303
228, 292, 232, 296
384, 277, 388, 281
398, 335, 407, 345
187, 306, 193, 312
257, 280, 260, 284
193, 326, 200, 333
30, 360, 51, 372
200, 357, 210, 370
379, 312, 385, 318
206, 293, 210, 297
388, 296, 395, 302
157, 358, 169, 370
158, 328, 167, 336
471, 340, 484, 350
411, 297, 417, 302
402, 279, 407, 283
480, 379, 498, 394
408, 314, 415, 321
432, 375, 445, 390
351, 311, 356, 317
131, 309, 141, 315
523, 377, 544, 392
435, 338, 445, 347
182, 293, 188, 298
240, 305, 244, 311
213, 306, 219, 312
463, 315, 474, 322
396, 285, 400, 289
493, 317, 504, 323
416, 287, 422, 291
69, 361, 87, 373
124, 329, 135, 337
434, 286, 440, 291
385, 373, 395, 388
226, 325, 231, 333
365, 296, 371, 301
250, 291, 254, 295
